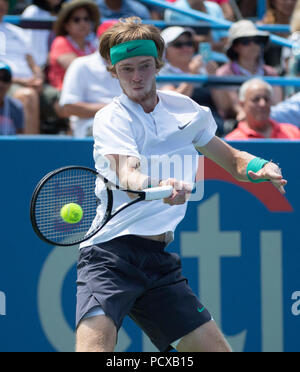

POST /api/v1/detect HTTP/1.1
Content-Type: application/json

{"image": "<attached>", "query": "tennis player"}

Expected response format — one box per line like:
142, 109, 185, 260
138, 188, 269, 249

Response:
75, 17, 287, 352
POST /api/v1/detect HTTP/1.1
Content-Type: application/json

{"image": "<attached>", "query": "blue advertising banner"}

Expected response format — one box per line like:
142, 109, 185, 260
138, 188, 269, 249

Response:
0, 137, 299, 352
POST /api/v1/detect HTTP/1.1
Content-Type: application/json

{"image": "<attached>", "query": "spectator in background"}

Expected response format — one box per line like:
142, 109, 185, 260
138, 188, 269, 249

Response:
207, 0, 235, 20
225, 78, 300, 139
164, 0, 228, 52
0, 62, 24, 135
59, 20, 122, 137
216, 20, 282, 125
262, 0, 297, 26
22, 0, 66, 68
48, 0, 100, 91
96, 0, 151, 19
281, 0, 300, 95
0, 0, 42, 133
158, 26, 225, 135
261, 0, 297, 70
271, 91, 300, 127
236, 0, 257, 18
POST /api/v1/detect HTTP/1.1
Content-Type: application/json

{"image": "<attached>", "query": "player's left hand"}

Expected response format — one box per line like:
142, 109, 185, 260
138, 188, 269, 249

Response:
247, 162, 287, 195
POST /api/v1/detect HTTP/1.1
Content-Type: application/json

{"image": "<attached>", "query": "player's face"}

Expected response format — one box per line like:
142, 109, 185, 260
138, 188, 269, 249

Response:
115, 56, 158, 111
243, 84, 272, 125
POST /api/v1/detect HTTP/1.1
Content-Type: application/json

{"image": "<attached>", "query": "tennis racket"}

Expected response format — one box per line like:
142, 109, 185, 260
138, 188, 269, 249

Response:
30, 166, 173, 247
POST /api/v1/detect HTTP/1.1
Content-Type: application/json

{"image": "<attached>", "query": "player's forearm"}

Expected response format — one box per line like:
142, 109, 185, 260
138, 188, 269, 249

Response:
106, 154, 158, 192
196, 136, 256, 182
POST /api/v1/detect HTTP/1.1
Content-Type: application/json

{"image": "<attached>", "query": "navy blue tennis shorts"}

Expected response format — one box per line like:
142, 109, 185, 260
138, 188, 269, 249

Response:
76, 235, 212, 352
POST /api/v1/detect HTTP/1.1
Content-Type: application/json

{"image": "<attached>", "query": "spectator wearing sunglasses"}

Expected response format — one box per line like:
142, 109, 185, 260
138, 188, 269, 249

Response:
0, 63, 24, 135
48, 0, 100, 91
216, 20, 283, 128
158, 27, 225, 136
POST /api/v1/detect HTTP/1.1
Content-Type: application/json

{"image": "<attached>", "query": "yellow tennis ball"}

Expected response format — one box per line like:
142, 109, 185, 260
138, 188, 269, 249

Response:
60, 203, 83, 224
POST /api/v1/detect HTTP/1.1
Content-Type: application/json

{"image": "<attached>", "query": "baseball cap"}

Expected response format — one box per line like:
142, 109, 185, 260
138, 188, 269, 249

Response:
97, 20, 118, 38
0, 62, 12, 82
161, 26, 195, 46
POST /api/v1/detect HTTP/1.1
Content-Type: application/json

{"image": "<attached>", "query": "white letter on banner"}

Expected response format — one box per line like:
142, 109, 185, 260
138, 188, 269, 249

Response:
0, 291, 6, 316
291, 292, 300, 316
260, 231, 283, 352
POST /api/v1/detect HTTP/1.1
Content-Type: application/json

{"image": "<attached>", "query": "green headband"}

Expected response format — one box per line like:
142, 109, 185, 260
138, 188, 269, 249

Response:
110, 39, 158, 65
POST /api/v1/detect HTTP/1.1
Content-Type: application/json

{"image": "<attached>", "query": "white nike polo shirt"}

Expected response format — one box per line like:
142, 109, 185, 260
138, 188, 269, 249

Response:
80, 90, 217, 248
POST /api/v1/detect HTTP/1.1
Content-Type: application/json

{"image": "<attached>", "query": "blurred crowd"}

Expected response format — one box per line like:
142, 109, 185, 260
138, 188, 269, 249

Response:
0, 0, 300, 139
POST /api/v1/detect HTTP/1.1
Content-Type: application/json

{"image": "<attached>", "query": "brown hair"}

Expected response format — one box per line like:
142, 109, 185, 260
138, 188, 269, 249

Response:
99, 17, 165, 73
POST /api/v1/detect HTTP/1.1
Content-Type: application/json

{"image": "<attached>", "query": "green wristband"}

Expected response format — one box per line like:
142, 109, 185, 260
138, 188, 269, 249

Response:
246, 157, 269, 183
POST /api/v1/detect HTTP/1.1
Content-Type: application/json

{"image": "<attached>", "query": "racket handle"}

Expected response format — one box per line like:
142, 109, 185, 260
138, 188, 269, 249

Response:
144, 185, 173, 201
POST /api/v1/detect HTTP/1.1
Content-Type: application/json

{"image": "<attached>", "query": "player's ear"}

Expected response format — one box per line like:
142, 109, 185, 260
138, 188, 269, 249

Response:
111, 69, 118, 79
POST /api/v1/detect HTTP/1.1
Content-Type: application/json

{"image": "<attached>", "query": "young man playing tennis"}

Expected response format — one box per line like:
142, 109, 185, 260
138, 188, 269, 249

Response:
76, 17, 287, 352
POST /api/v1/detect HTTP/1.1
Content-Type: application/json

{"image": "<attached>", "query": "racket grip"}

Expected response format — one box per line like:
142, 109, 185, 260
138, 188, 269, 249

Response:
144, 185, 173, 201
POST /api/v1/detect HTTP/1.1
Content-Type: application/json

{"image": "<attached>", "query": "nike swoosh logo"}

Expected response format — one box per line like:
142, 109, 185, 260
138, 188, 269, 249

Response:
197, 306, 205, 313
127, 45, 142, 53
178, 121, 192, 130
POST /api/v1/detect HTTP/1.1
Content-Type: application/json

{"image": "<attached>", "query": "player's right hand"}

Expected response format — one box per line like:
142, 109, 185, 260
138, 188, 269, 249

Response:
159, 178, 192, 205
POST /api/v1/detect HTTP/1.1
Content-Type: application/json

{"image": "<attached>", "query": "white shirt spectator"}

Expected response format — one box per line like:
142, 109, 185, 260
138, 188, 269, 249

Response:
0, 22, 33, 78
59, 52, 122, 137
22, 5, 53, 67
271, 92, 300, 127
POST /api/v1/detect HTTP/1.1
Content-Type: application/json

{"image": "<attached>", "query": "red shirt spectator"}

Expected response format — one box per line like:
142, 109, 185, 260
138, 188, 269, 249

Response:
48, 36, 95, 90
226, 119, 300, 139
48, 0, 100, 90
225, 77, 300, 140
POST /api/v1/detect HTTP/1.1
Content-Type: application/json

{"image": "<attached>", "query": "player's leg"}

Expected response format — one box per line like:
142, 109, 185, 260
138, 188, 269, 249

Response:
176, 320, 232, 352
129, 249, 232, 352
76, 239, 148, 352
76, 314, 117, 352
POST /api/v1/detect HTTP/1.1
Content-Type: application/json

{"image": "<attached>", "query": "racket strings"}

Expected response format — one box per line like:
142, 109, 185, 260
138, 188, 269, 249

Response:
34, 168, 107, 245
